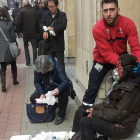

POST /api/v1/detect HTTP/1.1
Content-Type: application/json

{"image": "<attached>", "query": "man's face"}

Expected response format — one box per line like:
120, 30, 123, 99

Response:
48, 1, 58, 15
22, 2, 25, 7
102, 2, 119, 26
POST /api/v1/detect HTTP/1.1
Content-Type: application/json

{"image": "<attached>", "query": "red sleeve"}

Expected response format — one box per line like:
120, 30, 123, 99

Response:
93, 28, 119, 65
126, 20, 140, 63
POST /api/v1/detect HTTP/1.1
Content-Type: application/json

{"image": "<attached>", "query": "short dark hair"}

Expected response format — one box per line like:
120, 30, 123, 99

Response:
47, 0, 59, 6
15, 2, 19, 7
101, 0, 118, 8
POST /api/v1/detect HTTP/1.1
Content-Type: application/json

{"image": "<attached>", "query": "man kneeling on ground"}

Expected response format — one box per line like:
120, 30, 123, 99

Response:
72, 54, 140, 140
30, 55, 69, 125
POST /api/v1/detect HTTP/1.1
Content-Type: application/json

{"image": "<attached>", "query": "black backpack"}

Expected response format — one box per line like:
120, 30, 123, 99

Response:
68, 78, 76, 100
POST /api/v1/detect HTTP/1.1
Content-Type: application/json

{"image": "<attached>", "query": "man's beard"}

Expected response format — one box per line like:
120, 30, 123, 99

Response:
104, 13, 118, 27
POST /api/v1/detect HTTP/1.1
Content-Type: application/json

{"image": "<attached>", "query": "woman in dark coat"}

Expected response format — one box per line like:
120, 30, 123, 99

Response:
30, 55, 69, 125
0, 8, 19, 92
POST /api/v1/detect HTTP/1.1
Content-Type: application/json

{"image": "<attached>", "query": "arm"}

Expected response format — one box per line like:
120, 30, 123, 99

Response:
93, 28, 119, 65
10, 22, 16, 41
40, 12, 47, 33
92, 90, 137, 123
55, 62, 69, 93
52, 12, 67, 33
126, 21, 140, 63
34, 71, 45, 95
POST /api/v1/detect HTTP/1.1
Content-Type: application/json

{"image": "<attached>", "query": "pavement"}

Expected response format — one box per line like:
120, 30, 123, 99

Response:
0, 38, 140, 140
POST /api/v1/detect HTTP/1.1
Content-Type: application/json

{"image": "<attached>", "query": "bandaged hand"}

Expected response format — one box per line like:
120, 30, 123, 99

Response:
132, 62, 140, 76
86, 108, 93, 117
52, 88, 59, 96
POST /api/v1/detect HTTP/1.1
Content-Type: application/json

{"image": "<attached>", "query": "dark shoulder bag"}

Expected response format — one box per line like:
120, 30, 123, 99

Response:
26, 103, 56, 123
0, 27, 20, 58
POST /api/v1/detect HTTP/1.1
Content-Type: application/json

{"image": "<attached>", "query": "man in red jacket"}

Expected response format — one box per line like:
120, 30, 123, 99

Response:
82, 0, 140, 109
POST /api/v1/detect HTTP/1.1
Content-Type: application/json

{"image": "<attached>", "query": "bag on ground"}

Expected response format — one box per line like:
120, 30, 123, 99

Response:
70, 131, 81, 140
26, 103, 56, 123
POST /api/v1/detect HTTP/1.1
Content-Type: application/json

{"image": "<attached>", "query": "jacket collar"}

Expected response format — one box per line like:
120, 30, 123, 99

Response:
113, 80, 137, 92
48, 9, 60, 19
24, 4, 32, 9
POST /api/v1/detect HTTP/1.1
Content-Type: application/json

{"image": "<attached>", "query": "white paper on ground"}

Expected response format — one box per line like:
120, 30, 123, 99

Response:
35, 91, 56, 105
10, 135, 32, 140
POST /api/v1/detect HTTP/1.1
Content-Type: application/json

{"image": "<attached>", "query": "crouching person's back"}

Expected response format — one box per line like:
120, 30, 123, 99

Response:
30, 55, 69, 125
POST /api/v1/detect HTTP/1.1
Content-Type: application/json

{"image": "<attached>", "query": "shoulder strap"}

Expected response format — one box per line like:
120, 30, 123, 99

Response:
0, 27, 9, 42
50, 12, 62, 27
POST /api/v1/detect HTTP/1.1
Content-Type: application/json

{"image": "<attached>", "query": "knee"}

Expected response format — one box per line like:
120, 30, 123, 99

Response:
80, 117, 91, 128
30, 95, 36, 104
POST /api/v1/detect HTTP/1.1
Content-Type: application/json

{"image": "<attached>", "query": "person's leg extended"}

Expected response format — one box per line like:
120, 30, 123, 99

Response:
82, 61, 114, 108
23, 35, 30, 65
30, 38, 38, 64
80, 117, 110, 140
72, 108, 87, 132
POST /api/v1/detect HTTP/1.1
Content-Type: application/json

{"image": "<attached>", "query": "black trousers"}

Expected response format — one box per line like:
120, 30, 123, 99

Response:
30, 86, 69, 117
45, 51, 65, 68
82, 61, 114, 108
72, 108, 133, 140
23, 35, 38, 64
1, 61, 17, 73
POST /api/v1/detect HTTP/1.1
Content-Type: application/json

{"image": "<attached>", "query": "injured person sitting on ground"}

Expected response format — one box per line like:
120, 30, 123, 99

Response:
72, 54, 140, 140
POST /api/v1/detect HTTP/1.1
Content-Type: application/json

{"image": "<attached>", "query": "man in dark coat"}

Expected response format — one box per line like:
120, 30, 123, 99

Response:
40, 0, 67, 68
16, 0, 40, 66
72, 54, 140, 140
12, 2, 21, 38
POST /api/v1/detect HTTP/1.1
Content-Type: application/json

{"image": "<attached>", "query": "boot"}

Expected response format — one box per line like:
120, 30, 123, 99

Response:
1, 72, 6, 92
11, 66, 19, 85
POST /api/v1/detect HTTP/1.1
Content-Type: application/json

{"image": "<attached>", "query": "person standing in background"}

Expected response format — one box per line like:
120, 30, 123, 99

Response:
40, 0, 67, 68
0, 8, 19, 92
16, 0, 40, 66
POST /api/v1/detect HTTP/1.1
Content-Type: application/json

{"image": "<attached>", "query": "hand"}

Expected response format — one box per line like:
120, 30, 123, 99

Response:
43, 32, 48, 39
52, 88, 59, 96
47, 27, 54, 31
86, 108, 93, 117
40, 94, 46, 99
114, 124, 124, 128
132, 62, 140, 76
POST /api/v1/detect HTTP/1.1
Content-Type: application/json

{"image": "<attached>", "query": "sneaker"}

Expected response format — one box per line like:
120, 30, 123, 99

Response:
54, 116, 64, 125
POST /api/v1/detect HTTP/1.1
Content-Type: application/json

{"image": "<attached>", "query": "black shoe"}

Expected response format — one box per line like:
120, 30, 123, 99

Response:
97, 136, 108, 140
13, 80, 19, 85
2, 85, 6, 92
54, 116, 64, 125
26, 62, 31, 66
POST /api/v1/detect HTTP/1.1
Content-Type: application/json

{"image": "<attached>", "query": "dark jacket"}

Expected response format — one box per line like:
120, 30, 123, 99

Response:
33, 4, 40, 12
16, 5, 40, 38
0, 20, 16, 62
34, 56, 69, 95
12, 7, 20, 23
37, 7, 49, 21
40, 9, 67, 52
92, 80, 140, 133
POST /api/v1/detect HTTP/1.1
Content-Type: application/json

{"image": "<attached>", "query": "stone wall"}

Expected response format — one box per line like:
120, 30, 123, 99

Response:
74, 0, 140, 99
59, 0, 76, 62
